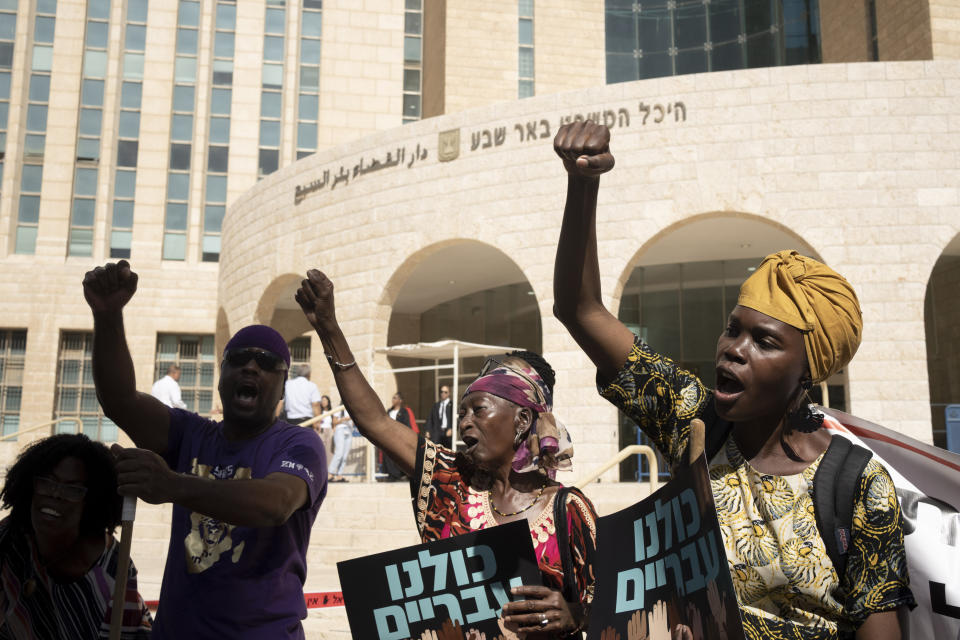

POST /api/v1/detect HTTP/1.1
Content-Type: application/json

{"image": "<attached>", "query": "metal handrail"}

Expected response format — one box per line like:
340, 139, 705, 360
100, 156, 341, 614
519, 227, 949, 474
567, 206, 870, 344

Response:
574, 444, 659, 494
0, 417, 82, 442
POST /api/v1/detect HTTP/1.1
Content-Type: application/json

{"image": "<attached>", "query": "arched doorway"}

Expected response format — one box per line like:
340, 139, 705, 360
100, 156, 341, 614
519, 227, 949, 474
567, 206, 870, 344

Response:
383, 241, 542, 433
924, 234, 960, 451
614, 214, 845, 479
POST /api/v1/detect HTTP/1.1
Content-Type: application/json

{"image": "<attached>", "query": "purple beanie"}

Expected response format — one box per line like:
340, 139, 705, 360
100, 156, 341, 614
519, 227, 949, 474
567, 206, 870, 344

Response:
223, 325, 290, 367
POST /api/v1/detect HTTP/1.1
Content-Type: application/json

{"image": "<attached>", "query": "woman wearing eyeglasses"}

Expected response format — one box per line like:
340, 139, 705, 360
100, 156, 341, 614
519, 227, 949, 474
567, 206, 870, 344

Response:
0, 433, 152, 639
296, 270, 597, 639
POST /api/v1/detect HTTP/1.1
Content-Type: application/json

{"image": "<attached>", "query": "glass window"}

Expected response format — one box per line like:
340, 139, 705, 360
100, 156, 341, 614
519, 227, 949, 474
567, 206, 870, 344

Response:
37, 0, 56, 14
79, 108, 103, 136
174, 84, 195, 111
206, 174, 226, 202
302, 11, 322, 38
171, 114, 193, 141
0, 42, 11, 69
403, 68, 420, 92
128, 0, 148, 23
18, 195, 41, 223
175, 56, 197, 83
169, 143, 191, 170
207, 145, 228, 173
519, 0, 534, 16
74, 167, 98, 196
519, 79, 534, 98
210, 87, 231, 114
258, 148, 278, 175
298, 93, 318, 119
403, 93, 420, 118
112, 200, 134, 227
404, 12, 420, 36
15, 227, 38, 254
117, 140, 139, 167
204, 204, 225, 232
209, 116, 230, 144
300, 38, 321, 64
0, 72, 10, 99
0, 16, 14, 39
299, 66, 319, 90
115, 170, 136, 198
265, 8, 285, 34
81, 79, 104, 106
167, 172, 189, 199
71, 198, 96, 225
26, 104, 48, 132
297, 122, 316, 149
262, 63, 282, 89
213, 59, 233, 86
162, 233, 186, 260
29, 74, 50, 101
123, 52, 145, 79
215, 31, 235, 58
164, 202, 188, 229
304, 0, 322, 8
87, 21, 111, 49
261, 91, 281, 118
88, 0, 110, 20
77, 137, 100, 162
35, 16, 57, 43
264, 35, 284, 61
118, 110, 140, 138
403, 36, 421, 63
21, 165, 43, 192
406, 0, 421, 9
68, 228, 94, 257
122, 82, 142, 108
32, 46, 53, 72
259, 120, 280, 146
177, 27, 198, 55
216, 3, 236, 30
519, 47, 534, 77
23, 134, 45, 157
202, 234, 221, 260
110, 230, 132, 257
178, 1, 200, 27
519, 18, 533, 45
83, 50, 108, 78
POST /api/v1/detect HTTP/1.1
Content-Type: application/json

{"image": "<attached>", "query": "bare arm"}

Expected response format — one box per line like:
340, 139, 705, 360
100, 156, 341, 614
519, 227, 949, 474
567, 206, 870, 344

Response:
552, 122, 636, 381
856, 608, 909, 640
84, 261, 170, 454
114, 446, 308, 527
295, 270, 418, 476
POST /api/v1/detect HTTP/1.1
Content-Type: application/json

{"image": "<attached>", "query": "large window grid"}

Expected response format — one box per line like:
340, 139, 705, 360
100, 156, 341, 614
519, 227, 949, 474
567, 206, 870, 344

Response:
518, 0, 534, 98
0, 0, 17, 190
155, 334, 215, 415
605, 0, 821, 84
68, 0, 111, 257
258, 1, 285, 177
296, 1, 321, 159
288, 336, 310, 372
163, 0, 200, 260
202, 0, 235, 262
55, 332, 117, 442
16, 0, 57, 254
0, 329, 26, 438
402, 0, 422, 124
110, 0, 148, 259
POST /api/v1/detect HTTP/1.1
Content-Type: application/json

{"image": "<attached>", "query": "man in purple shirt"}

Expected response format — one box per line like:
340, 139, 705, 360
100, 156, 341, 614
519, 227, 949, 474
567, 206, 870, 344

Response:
83, 260, 327, 639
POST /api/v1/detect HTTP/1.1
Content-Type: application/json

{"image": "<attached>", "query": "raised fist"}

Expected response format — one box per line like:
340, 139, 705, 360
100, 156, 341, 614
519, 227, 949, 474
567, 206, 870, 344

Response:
295, 269, 337, 332
82, 260, 138, 314
553, 120, 615, 178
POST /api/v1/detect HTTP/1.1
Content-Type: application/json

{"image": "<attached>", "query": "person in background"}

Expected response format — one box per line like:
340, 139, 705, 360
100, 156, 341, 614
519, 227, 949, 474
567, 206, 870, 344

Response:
328, 405, 354, 483
0, 433, 152, 639
380, 392, 417, 482
316, 395, 334, 464
424, 384, 453, 448
150, 364, 187, 410
281, 364, 323, 426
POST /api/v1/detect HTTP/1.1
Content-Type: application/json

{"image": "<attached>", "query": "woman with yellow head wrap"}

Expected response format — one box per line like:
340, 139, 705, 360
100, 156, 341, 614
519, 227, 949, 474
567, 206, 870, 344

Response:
552, 121, 913, 640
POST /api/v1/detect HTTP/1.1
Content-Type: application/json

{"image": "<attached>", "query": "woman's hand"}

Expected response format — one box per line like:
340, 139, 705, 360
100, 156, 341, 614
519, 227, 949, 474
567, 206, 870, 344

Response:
295, 269, 338, 333
501, 585, 579, 637
553, 121, 615, 179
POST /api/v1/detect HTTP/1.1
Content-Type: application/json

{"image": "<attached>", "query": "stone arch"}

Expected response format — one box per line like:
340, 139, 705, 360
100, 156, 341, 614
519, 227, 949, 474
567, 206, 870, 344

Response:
254, 273, 312, 343
923, 232, 960, 451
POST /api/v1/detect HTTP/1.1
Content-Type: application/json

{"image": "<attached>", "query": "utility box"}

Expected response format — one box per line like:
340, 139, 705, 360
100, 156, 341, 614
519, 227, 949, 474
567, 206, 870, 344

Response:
946, 405, 960, 453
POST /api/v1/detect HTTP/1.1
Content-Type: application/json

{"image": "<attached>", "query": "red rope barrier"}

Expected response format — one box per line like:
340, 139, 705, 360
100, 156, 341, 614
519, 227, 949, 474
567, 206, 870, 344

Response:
145, 591, 344, 611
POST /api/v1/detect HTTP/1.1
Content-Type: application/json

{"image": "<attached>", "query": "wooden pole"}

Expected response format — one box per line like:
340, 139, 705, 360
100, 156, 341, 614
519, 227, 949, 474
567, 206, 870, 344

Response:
109, 496, 137, 640
689, 418, 705, 465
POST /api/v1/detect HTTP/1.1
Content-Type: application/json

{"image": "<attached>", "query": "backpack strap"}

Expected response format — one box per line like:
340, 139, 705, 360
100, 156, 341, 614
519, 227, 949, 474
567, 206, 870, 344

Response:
813, 435, 872, 579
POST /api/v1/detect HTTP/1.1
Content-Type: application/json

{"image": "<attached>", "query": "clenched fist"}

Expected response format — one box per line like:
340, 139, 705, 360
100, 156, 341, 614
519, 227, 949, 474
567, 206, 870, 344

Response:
295, 269, 338, 333
553, 120, 615, 178
83, 260, 138, 314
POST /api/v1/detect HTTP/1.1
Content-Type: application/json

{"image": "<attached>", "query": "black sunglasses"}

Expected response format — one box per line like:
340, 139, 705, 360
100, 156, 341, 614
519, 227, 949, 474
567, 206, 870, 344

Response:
223, 348, 288, 372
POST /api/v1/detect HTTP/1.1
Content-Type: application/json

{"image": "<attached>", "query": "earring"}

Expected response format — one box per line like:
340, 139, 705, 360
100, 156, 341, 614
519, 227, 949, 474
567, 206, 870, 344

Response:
514, 430, 524, 447
786, 403, 823, 433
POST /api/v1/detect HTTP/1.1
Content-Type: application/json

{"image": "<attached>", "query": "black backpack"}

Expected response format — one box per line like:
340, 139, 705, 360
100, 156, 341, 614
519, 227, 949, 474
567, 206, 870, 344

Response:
705, 420, 872, 578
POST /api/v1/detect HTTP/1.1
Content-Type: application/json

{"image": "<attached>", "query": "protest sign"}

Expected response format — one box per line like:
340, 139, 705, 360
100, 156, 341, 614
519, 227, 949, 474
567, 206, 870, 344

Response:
588, 455, 744, 639
823, 407, 960, 639
338, 519, 541, 640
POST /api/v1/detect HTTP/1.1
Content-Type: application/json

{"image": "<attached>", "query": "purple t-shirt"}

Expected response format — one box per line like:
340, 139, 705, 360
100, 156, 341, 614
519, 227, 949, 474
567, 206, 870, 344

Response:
153, 409, 327, 639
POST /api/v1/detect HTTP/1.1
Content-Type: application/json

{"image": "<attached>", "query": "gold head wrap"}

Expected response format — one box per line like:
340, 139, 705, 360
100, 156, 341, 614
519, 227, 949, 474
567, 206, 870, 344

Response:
737, 250, 862, 383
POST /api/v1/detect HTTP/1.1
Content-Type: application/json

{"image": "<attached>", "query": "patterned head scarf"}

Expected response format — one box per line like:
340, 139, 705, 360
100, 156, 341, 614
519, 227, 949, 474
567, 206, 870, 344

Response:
463, 355, 574, 478
737, 250, 862, 383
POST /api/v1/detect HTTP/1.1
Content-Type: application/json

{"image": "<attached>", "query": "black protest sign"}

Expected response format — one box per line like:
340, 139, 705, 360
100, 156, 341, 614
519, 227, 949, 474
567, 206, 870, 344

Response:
338, 519, 541, 639
588, 456, 744, 639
